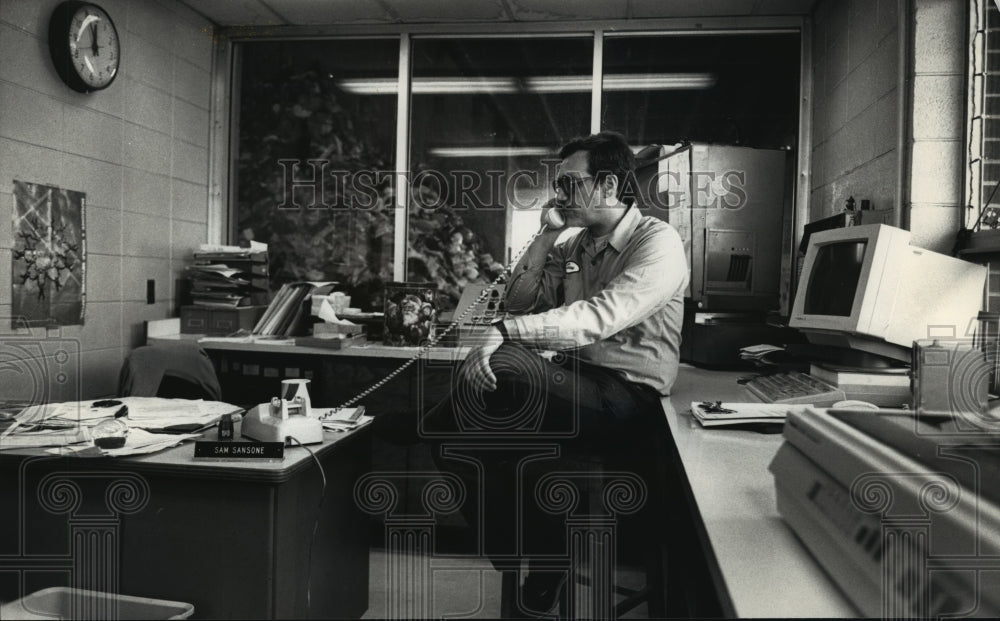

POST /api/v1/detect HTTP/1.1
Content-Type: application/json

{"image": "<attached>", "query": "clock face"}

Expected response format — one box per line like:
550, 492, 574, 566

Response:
49, 1, 120, 93
67, 4, 119, 89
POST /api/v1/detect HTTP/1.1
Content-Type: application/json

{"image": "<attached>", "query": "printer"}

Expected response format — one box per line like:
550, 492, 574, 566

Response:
770, 407, 1000, 617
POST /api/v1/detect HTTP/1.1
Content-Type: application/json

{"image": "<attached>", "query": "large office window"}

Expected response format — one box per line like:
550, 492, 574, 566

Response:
231, 30, 802, 310
234, 39, 398, 309
602, 34, 800, 149
408, 37, 591, 305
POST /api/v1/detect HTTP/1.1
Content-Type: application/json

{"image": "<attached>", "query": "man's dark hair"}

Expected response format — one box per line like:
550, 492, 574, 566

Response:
558, 131, 637, 205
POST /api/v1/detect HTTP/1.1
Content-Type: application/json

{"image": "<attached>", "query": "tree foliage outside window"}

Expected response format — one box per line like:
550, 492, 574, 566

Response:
236, 46, 504, 310
236, 63, 394, 310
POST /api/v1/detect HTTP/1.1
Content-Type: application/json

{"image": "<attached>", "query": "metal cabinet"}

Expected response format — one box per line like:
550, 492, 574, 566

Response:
638, 143, 791, 313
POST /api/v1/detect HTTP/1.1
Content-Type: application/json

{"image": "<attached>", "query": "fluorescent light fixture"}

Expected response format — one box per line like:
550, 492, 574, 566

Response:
603, 73, 717, 90
336, 73, 716, 95
427, 146, 553, 158
336, 77, 398, 95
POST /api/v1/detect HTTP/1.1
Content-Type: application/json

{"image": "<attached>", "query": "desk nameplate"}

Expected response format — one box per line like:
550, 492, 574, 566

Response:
194, 441, 285, 460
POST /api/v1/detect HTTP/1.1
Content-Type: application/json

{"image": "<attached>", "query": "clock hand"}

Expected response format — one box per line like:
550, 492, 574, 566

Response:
90, 23, 100, 56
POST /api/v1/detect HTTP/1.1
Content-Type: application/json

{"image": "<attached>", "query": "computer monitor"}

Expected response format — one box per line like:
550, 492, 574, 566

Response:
790, 224, 987, 363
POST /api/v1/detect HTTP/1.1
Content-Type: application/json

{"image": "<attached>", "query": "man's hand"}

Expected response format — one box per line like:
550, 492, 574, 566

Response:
458, 325, 505, 392
539, 198, 565, 230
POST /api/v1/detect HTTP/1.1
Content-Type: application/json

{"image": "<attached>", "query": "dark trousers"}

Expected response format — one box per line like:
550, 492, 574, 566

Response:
423, 342, 666, 565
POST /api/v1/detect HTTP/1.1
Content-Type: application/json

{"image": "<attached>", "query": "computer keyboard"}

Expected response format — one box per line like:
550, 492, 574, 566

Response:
744, 371, 846, 406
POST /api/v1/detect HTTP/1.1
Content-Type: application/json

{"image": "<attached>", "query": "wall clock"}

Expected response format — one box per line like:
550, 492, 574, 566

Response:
49, 1, 120, 93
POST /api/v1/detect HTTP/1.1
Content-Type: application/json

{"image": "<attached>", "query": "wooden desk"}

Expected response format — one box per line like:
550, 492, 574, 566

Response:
663, 364, 857, 618
0, 425, 371, 619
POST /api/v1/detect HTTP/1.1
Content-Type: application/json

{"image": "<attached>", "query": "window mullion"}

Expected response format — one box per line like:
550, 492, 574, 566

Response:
394, 33, 412, 281
591, 30, 603, 134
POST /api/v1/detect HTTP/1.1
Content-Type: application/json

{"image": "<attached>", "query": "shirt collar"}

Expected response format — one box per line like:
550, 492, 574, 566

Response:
598, 205, 640, 253
582, 205, 640, 256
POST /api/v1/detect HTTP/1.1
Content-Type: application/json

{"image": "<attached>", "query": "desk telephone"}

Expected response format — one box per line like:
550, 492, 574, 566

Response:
453, 210, 561, 331
455, 284, 507, 323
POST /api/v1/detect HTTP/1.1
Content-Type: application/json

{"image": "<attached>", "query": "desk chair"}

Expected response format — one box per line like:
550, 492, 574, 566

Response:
118, 342, 221, 400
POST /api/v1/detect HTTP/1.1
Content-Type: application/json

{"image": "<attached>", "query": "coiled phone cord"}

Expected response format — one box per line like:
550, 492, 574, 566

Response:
321, 223, 554, 417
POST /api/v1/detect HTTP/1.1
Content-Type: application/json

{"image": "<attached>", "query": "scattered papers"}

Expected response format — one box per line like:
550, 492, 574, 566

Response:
49, 428, 201, 457
690, 401, 809, 427
4, 398, 241, 455
115, 398, 240, 430
15, 398, 239, 431
0, 427, 91, 450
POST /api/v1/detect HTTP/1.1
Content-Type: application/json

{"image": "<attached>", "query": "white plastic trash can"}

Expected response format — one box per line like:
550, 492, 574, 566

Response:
0, 587, 194, 619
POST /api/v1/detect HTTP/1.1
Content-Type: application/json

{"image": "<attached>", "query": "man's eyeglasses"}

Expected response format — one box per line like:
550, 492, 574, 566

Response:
552, 175, 594, 196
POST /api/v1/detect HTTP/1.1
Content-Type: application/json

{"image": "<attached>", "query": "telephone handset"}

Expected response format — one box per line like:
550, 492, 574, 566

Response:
543, 207, 565, 230
322, 215, 559, 416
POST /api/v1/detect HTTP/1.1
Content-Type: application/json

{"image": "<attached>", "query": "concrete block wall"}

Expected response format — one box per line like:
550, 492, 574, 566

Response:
810, 0, 900, 224
810, 0, 969, 254
908, 0, 967, 253
0, 0, 214, 402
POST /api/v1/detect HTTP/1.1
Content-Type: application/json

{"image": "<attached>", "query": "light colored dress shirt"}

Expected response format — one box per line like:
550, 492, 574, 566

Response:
502, 206, 689, 395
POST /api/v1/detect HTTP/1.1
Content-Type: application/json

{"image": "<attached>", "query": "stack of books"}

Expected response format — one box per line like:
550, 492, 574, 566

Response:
186, 249, 269, 309
253, 282, 337, 337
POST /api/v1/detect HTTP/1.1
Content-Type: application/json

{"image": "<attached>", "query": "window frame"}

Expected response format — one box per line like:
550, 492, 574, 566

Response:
966, 0, 988, 229
209, 17, 811, 290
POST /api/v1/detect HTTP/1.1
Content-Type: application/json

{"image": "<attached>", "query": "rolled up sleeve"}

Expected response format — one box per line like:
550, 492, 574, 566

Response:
504, 241, 569, 314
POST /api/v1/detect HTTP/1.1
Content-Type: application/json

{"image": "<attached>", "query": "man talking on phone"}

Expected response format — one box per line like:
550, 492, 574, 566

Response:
423, 130, 689, 616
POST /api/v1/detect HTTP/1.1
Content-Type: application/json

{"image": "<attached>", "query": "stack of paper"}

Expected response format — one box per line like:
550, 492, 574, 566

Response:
316, 406, 371, 432
690, 401, 808, 427
187, 249, 269, 308
198, 241, 268, 254
739, 344, 785, 362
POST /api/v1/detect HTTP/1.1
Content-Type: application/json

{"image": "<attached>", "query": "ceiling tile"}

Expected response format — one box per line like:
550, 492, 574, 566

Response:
506, 0, 629, 20
752, 0, 815, 15
264, 0, 393, 24
180, 0, 814, 26
630, 0, 757, 18
180, 0, 284, 26
384, 0, 509, 22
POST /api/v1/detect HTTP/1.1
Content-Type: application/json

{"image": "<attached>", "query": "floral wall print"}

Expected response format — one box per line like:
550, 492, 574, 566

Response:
11, 181, 86, 327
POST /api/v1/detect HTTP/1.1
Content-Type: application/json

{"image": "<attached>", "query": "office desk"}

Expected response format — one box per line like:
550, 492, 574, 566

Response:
149, 333, 856, 617
664, 365, 856, 618
0, 425, 371, 620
